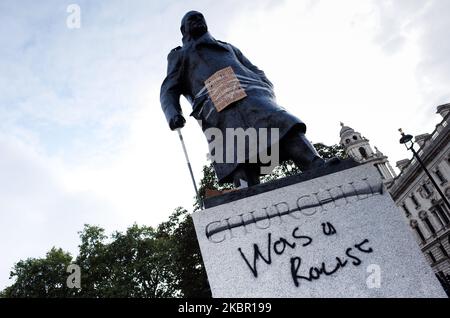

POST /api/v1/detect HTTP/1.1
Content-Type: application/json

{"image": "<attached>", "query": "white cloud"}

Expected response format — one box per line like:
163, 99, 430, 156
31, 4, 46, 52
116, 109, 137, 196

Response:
372, 0, 450, 111
225, 0, 448, 165
0, 133, 117, 288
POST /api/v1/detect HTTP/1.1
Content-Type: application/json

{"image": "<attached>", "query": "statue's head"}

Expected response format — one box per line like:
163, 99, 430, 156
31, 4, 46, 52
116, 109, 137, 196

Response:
180, 11, 208, 40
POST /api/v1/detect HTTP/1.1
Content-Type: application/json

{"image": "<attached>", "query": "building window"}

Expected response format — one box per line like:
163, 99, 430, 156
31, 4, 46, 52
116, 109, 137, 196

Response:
428, 251, 437, 263
401, 203, 411, 217
410, 194, 420, 208
439, 245, 449, 258
422, 182, 432, 196
353, 136, 358, 141
431, 211, 444, 228
411, 219, 426, 243
416, 227, 426, 242
424, 217, 436, 235
435, 204, 450, 225
359, 147, 368, 159
435, 168, 447, 184
419, 211, 436, 235
413, 224, 426, 242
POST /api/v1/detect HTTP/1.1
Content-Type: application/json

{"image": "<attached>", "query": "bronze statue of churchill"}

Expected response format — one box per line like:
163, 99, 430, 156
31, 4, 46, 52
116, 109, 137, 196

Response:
161, 11, 329, 188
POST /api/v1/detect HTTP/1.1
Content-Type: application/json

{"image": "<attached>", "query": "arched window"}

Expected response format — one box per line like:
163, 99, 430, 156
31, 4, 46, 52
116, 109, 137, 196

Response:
431, 210, 444, 228
422, 182, 432, 196
359, 147, 368, 159
425, 218, 436, 235
419, 211, 436, 236
353, 135, 358, 141
416, 226, 426, 242
410, 193, 420, 208
434, 204, 450, 225
401, 203, 411, 217
434, 168, 447, 183
346, 139, 350, 144
419, 183, 433, 199
410, 220, 426, 242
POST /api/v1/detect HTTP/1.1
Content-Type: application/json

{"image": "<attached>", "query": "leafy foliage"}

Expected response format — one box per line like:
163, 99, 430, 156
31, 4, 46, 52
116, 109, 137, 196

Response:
1, 218, 209, 298
314, 142, 347, 160
1, 248, 74, 298
2, 143, 344, 298
74, 224, 178, 297
156, 208, 210, 297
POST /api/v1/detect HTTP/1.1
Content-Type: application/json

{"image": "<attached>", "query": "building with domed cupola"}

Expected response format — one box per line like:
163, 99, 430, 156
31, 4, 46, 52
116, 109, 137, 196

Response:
339, 122, 397, 187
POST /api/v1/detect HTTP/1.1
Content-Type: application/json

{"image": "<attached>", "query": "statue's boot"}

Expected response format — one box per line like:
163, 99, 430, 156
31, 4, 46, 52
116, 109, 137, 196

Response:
231, 131, 341, 189
281, 131, 324, 171
232, 165, 260, 188
309, 156, 341, 170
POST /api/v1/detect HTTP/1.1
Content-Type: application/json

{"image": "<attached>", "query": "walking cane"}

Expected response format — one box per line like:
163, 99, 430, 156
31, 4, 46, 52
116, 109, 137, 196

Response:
176, 128, 203, 209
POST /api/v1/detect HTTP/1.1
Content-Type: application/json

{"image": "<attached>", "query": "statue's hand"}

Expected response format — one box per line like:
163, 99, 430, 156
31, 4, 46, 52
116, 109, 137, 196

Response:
169, 114, 186, 130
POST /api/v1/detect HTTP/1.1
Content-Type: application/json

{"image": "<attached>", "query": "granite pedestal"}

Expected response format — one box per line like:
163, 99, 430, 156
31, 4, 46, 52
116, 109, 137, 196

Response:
192, 162, 446, 297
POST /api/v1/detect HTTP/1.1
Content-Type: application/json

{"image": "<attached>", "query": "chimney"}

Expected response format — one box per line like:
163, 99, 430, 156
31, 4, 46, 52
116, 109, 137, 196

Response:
414, 133, 431, 148
436, 103, 450, 118
396, 159, 410, 171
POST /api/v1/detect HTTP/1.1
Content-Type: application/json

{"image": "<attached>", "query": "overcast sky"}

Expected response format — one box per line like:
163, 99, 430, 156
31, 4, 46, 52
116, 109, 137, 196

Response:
1, 0, 449, 289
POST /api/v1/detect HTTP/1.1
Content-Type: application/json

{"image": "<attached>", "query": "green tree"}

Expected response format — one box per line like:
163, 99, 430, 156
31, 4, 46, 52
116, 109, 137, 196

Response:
1, 248, 74, 298
75, 224, 179, 297
2, 224, 181, 297
314, 142, 347, 160
1, 216, 209, 298
156, 208, 211, 297
2, 143, 345, 298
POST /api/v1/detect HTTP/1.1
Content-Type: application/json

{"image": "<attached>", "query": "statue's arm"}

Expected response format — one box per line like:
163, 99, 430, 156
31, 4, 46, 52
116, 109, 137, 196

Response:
231, 44, 274, 89
160, 48, 185, 130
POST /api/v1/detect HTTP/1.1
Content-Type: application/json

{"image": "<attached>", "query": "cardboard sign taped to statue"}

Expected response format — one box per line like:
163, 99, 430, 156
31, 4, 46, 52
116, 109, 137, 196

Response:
204, 66, 247, 112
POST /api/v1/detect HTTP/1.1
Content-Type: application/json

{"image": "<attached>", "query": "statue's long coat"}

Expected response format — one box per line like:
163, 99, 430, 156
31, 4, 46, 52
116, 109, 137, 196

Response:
160, 32, 305, 184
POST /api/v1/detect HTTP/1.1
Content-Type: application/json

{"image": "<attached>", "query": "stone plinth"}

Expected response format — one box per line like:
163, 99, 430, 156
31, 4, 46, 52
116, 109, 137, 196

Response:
192, 163, 446, 298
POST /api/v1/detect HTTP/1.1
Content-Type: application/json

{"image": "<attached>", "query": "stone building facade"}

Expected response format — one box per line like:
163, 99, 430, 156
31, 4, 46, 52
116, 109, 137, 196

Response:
340, 104, 450, 295
388, 104, 450, 294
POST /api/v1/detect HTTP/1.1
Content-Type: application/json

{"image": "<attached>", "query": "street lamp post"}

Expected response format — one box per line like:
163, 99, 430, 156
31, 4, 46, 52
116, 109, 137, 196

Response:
399, 128, 450, 210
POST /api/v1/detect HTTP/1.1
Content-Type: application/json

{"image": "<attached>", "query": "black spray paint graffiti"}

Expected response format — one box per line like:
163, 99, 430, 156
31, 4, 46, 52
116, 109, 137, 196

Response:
290, 239, 373, 287
237, 222, 374, 286
321, 222, 336, 236
237, 228, 312, 278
